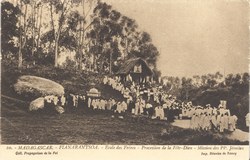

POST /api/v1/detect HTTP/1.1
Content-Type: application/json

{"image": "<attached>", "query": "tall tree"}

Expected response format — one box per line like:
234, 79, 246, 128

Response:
29, 0, 42, 65
17, 0, 30, 68
47, 0, 73, 67
76, 0, 97, 70
1, 1, 19, 58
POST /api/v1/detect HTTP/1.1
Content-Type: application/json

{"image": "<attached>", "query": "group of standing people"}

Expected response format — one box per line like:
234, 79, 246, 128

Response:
188, 104, 238, 132
103, 76, 188, 121
44, 94, 86, 112
42, 75, 247, 134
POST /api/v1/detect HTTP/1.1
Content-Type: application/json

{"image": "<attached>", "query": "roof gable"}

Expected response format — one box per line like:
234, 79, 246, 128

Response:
116, 58, 153, 75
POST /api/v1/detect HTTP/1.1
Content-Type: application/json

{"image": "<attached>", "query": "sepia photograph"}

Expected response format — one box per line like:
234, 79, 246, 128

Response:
1, 0, 249, 147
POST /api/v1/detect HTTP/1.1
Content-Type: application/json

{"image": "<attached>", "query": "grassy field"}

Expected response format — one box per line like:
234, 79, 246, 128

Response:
1, 96, 248, 145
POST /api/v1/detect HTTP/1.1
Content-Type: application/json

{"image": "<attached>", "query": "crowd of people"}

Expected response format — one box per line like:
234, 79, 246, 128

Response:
40, 75, 246, 134
188, 104, 238, 132
103, 76, 182, 120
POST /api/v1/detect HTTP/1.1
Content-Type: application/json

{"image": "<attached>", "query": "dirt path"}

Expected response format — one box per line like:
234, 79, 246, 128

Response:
172, 119, 249, 142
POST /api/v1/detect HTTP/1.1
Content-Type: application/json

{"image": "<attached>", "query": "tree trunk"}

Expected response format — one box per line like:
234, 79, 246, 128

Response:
37, 6, 42, 48
54, 38, 59, 67
79, 20, 83, 70
31, 3, 36, 65
17, 1, 23, 69
79, 0, 86, 71
18, 41, 22, 69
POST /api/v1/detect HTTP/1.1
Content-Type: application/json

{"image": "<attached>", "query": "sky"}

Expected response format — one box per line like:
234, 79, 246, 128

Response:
103, 0, 249, 77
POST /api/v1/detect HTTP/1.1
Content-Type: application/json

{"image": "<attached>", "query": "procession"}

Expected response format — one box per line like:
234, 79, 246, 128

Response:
40, 73, 244, 134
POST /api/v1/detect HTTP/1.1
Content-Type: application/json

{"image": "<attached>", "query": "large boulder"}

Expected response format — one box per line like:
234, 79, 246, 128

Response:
29, 97, 45, 111
14, 75, 64, 99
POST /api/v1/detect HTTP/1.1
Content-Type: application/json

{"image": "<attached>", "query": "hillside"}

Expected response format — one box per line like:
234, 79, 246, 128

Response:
2, 62, 125, 102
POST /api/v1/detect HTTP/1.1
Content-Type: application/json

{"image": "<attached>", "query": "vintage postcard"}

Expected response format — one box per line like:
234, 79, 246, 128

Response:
1, 0, 249, 159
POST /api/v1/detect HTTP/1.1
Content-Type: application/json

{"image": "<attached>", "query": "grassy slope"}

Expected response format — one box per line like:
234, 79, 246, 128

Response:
1, 96, 248, 145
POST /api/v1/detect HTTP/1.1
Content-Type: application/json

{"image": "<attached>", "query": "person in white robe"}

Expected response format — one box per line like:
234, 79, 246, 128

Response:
147, 89, 151, 101
116, 102, 123, 114
123, 88, 130, 99
218, 107, 224, 115
72, 95, 76, 107
103, 76, 108, 85
200, 113, 206, 130
203, 114, 211, 131
228, 115, 237, 132
219, 114, 225, 133
106, 99, 112, 110
53, 96, 58, 106
134, 100, 140, 115
100, 99, 106, 110
92, 99, 97, 110
88, 97, 91, 108
181, 107, 187, 117
245, 113, 249, 127
61, 95, 66, 107
232, 115, 238, 131
193, 114, 200, 130
154, 105, 164, 120
189, 108, 195, 118
45, 95, 52, 103
121, 101, 127, 112
190, 114, 196, 129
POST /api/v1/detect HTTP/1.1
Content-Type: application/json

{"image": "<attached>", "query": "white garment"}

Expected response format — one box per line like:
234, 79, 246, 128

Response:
155, 107, 164, 120
88, 98, 91, 108
121, 101, 127, 112
53, 96, 58, 105
134, 101, 140, 115
116, 103, 123, 113
61, 96, 66, 106
146, 103, 152, 109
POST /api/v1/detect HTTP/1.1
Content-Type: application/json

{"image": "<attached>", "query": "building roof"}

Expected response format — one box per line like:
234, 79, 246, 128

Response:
116, 58, 153, 75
